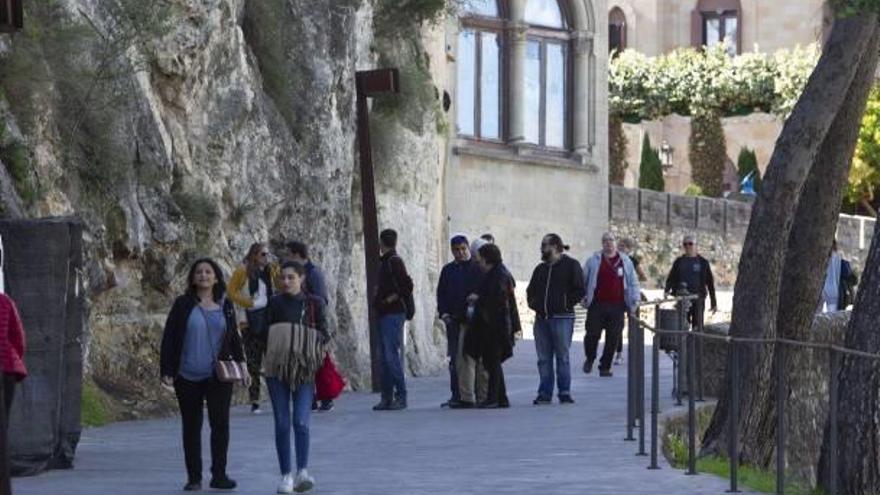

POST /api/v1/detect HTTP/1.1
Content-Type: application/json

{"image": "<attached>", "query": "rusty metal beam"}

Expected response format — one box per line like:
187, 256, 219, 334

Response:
355, 68, 399, 393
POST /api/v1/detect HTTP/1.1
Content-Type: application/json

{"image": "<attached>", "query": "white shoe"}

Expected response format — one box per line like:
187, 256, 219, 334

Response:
614, 354, 623, 365
294, 469, 315, 493
277, 473, 293, 494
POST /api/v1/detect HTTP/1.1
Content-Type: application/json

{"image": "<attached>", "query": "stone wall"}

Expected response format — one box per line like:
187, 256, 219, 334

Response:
609, 186, 876, 289
700, 313, 849, 487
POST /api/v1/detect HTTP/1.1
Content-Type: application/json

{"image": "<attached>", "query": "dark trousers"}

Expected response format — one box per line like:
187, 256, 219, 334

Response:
244, 308, 269, 403
174, 376, 233, 483
584, 302, 627, 371
1, 373, 14, 495
445, 319, 461, 401
482, 350, 507, 406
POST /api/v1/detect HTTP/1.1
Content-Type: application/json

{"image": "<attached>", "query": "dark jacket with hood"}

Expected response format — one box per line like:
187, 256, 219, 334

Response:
526, 254, 586, 319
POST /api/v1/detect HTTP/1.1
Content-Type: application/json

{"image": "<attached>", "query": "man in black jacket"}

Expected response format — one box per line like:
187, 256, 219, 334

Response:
664, 235, 717, 328
526, 234, 586, 405
372, 229, 414, 411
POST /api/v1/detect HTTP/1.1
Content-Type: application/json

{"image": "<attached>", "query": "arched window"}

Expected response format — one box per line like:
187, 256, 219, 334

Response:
457, 1, 503, 140
524, 0, 568, 149
692, 0, 741, 56
609, 7, 627, 54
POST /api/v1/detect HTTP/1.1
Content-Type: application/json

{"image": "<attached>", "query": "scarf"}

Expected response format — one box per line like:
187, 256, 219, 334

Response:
263, 321, 325, 387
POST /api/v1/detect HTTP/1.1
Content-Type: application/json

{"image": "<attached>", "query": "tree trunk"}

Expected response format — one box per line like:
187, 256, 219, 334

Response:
700, 14, 879, 462
822, 223, 880, 493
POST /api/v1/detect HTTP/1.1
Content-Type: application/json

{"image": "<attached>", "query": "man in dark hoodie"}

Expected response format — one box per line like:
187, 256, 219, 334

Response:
526, 234, 586, 405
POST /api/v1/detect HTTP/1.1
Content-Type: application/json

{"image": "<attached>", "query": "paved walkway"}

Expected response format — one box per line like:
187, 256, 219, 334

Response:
14, 336, 753, 495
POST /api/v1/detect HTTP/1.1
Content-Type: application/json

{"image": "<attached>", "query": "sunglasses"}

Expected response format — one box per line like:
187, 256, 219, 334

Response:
259, 252, 270, 257
683, 242, 694, 246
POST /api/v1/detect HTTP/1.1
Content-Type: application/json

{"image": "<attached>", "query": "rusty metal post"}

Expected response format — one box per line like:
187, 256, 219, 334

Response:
356, 68, 400, 392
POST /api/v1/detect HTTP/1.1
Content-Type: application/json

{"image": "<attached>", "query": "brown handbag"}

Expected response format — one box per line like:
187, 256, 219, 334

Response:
202, 304, 246, 383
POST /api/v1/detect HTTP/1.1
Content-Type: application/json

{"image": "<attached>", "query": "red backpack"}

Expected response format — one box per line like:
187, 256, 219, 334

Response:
315, 353, 345, 401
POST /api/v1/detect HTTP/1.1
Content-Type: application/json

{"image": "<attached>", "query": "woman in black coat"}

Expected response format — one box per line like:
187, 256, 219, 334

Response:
160, 258, 248, 491
465, 243, 520, 409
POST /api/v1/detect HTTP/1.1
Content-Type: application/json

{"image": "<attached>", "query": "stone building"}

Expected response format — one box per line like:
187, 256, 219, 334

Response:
607, 0, 828, 193
438, 0, 609, 277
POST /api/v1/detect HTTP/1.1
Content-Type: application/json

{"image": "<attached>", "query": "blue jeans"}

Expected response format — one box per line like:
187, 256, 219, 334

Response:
266, 377, 314, 474
379, 313, 407, 402
534, 317, 575, 398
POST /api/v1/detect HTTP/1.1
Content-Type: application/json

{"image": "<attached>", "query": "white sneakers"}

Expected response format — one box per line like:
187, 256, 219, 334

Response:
277, 473, 294, 494
294, 470, 315, 493
278, 470, 315, 493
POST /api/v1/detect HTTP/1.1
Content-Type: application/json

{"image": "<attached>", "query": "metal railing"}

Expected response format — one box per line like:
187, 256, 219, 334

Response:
624, 294, 880, 495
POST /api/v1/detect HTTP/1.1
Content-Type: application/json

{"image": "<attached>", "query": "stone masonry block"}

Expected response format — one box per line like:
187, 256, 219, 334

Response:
609, 185, 639, 222
724, 201, 752, 237
669, 195, 697, 229
639, 189, 669, 225
696, 197, 725, 233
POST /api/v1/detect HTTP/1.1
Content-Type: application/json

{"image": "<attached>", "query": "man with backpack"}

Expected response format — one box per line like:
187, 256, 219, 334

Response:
372, 229, 414, 411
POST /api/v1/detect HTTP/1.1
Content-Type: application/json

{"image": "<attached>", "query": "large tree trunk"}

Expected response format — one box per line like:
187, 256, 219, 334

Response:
700, 14, 879, 462
823, 223, 880, 493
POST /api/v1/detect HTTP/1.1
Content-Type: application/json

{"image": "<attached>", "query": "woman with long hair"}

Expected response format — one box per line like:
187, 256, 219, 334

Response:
160, 258, 249, 491
264, 261, 329, 493
465, 243, 519, 408
228, 242, 279, 414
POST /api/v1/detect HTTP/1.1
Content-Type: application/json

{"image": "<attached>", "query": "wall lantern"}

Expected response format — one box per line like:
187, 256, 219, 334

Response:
660, 141, 674, 171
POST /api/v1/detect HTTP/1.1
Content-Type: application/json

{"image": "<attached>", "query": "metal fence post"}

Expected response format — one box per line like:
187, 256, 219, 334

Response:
637, 312, 647, 456
696, 298, 705, 402
776, 343, 786, 495
626, 311, 636, 441
686, 332, 697, 475
828, 348, 838, 495
649, 332, 661, 470
728, 341, 740, 493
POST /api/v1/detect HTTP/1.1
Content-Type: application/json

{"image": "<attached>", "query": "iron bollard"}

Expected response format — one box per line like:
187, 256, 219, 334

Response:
828, 348, 838, 495
776, 343, 786, 495
728, 341, 740, 493
686, 332, 697, 475
649, 332, 661, 470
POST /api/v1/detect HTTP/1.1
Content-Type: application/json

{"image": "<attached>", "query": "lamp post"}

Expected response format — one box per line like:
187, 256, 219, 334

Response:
0, 0, 23, 33
660, 140, 674, 174
356, 68, 400, 392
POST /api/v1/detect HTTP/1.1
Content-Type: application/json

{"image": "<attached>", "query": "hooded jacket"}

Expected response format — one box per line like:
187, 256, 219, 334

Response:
526, 254, 586, 319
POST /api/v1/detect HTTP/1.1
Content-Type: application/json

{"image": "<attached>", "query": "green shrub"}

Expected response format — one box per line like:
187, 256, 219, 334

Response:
638, 134, 664, 191
609, 44, 820, 121
737, 147, 762, 192
81, 380, 110, 428
683, 184, 704, 197
0, 140, 36, 203
173, 190, 219, 230
689, 111, 726, 197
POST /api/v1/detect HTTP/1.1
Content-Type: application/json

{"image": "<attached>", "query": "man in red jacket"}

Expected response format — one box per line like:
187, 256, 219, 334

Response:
0, 292, 27, 495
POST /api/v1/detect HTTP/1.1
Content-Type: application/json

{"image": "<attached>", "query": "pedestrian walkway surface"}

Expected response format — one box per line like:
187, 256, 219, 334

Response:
14, 337, 755, 495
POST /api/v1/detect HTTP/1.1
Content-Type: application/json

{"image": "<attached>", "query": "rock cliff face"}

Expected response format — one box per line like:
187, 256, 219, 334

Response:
0, 0, 447, 417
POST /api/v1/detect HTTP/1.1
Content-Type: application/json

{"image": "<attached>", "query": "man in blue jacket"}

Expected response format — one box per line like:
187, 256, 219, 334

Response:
582, 232, 641, 377
437, 235, 482, 408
